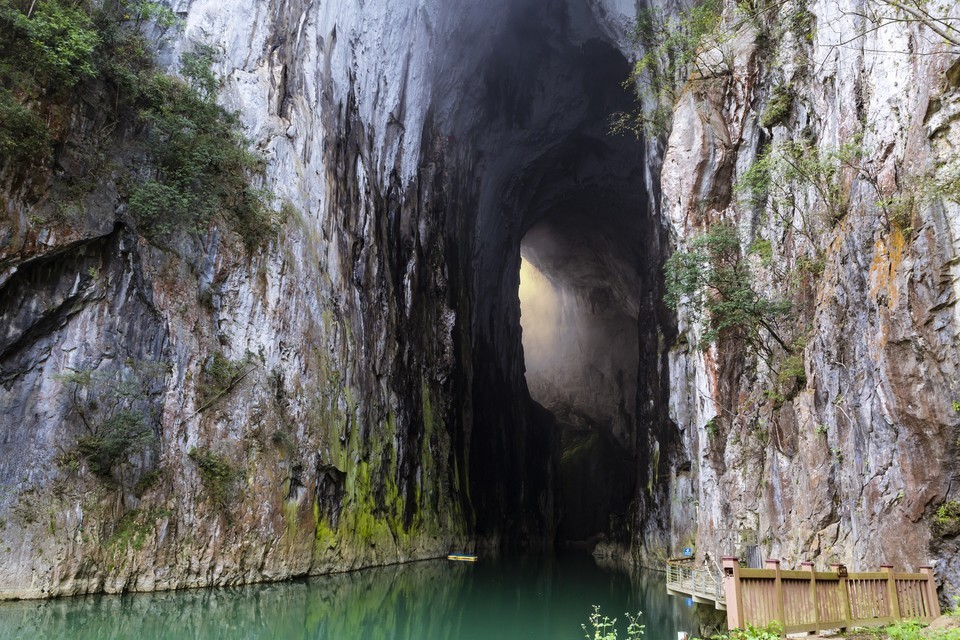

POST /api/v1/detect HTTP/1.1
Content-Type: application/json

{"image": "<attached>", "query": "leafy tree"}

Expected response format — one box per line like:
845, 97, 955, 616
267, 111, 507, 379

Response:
0, 0, 100, 88
665, 222, 791, 356
0, 0, 100, 161
129, 47, 273, 244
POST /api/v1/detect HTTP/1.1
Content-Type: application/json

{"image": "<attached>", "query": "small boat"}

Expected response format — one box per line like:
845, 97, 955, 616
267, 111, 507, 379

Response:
447, 553, 478, 562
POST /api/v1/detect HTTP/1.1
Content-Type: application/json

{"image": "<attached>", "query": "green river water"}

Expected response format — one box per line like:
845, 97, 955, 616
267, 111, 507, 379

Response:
0, 553, 700, 639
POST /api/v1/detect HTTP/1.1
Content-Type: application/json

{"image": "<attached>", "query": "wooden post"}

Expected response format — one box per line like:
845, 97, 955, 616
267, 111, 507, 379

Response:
802, 561, 820, 633
723, 557, 743, 630
882, 564, 901, 619
831, 563, 851, 631
919, 566, 941, 618
766, 558, 785, 636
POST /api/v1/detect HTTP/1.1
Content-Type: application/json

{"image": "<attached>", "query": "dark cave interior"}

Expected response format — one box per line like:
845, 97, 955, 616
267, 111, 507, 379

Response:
444, 0, 674, 551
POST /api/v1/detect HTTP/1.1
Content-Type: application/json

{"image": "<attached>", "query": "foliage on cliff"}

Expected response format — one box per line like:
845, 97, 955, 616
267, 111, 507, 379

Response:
611, 0, 722, 136
665, 222, 791, 356
0, 0, 99, 160
55, 361, 166, 492
0, 0, 275, 247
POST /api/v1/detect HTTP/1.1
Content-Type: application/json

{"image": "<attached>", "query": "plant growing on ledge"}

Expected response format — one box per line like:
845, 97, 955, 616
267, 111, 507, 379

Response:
611, 0, 723, 137
196, 351, 255, 409
56, 361, 167, 492
0, 0, 100, 161
0, 0, 279, 248
665, 222, 791, 358
933, 499, 960, 537
128, 44, 276, 246
188, 446, 240, 508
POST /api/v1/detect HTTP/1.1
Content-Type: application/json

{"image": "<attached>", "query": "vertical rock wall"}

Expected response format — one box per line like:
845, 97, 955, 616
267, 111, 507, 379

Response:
658, 0, 960, 598
0, 0, 485, 598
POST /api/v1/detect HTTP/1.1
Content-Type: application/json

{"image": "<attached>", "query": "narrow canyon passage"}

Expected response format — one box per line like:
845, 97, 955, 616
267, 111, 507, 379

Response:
449, 0, 676, 551
519, 211, 644, 545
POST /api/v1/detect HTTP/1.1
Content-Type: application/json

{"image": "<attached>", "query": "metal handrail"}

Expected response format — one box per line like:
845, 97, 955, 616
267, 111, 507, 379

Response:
666, 558, 726, 604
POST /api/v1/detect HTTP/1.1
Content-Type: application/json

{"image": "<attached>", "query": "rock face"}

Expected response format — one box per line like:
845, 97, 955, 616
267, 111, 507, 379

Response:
1, 0, 483, 598
0, 0, 653, 596
657, 0, 960, 602
1, 0, 959, 605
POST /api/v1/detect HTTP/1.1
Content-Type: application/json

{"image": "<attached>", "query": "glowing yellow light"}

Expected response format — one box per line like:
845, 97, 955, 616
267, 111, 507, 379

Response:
518, 257, 562, 373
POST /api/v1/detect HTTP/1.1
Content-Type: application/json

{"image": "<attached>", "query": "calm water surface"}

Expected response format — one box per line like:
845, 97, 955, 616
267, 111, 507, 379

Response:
0, 553, 699, 639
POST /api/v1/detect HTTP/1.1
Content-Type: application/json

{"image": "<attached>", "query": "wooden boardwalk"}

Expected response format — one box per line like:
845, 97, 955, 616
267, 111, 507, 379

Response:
666, 558, 727, 610
721, 558, 940, 635
666, 557, 941, 635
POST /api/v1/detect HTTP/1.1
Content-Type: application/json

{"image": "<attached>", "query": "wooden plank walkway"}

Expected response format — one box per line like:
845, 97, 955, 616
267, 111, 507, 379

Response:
666, 558, 727, 610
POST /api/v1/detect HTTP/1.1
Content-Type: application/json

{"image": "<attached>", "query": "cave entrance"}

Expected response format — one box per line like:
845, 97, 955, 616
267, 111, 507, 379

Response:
457, 0, 670, 552
519, 204, 642, 548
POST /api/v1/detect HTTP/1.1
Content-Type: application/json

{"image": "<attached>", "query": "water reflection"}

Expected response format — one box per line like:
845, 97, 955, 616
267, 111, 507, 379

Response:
0, 554, 698, 639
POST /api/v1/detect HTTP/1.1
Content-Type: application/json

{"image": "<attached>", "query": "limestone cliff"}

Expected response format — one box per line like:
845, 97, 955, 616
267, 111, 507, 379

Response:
658, 0, 960, 601
0, 0, 479, 598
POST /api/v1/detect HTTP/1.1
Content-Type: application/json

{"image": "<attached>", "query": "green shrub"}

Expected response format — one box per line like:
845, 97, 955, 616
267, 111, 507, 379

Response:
665, 222, 791, 355
0, 0, 276, 247
197, 352, 247, 407
883, 619, 960, 640
934, 500, 960, 537
56, 364, 163, 485
948, 595, 960, 617
0, 0, 99, 163
776, 334, 808, 391
0, 0, 99, 89
0, 88, 49, 161
789, 2, 814, 42
885, 619, 924, 639
760, 84, 792, 128
704, 417, 718, 438
129, 48, 273, 245
188, 447, 240, 507
748, 238, 773, 265
77, 409, 153, 479
582, 606, 644, 640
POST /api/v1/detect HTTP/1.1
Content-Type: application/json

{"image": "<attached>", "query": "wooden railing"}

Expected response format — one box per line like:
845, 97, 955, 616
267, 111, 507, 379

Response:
667, 557, 726, 609
722, 558, 941, 635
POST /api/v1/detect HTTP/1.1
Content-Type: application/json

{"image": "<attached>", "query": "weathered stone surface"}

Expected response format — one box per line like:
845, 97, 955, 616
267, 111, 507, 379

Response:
659, 0, 960, 602
0, 0, 478, 599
